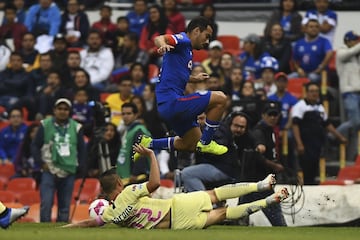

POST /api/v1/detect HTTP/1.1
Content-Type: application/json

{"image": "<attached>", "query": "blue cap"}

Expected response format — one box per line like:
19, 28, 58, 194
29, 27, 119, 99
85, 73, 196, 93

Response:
344, 31, 359, 42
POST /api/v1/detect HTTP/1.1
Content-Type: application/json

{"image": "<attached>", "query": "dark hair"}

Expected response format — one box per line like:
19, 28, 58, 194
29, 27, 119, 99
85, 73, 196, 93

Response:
8, 107, 23, 118
23, 32, 35, 40
305, 82, 320, 91
131, 95, 146, 115
88, 28, 103, 39
147, 4, 169, 41
122, 102, 138, 114
75, 68, 91, 85
100, 5, 112, 12
39, 52, 51, 59
224, 111, 249, 130
67, 50, 80, 56
99, 167, 118, 195
200, 3, 216, 20
4, 3, 17, 12
20, 123, 39, 159
117, 16, 129, 24
186, 16, 212, 33
125, 32, 139, 44
10, 51, 23, 59
130, 62, 146, 74
279, 0, 298, 12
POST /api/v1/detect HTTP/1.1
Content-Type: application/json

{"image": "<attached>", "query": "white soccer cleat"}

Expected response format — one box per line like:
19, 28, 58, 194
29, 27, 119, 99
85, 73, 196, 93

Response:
0, 206, 29, 229
257, 174, 276, 191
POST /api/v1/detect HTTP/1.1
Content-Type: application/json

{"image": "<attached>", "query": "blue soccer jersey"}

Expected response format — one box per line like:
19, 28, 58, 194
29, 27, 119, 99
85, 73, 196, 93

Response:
292, 36, 332, 73
156, 32, 193, 103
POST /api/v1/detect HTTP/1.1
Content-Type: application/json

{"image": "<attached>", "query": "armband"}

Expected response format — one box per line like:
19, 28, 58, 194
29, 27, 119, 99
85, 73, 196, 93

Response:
164, 35, 176, 46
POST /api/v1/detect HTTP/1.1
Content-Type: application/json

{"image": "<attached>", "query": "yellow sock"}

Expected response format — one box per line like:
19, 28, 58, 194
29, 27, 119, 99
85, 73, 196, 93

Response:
214, 183, 257, 201
0, 202, 6, 214
226, 199, 267, 219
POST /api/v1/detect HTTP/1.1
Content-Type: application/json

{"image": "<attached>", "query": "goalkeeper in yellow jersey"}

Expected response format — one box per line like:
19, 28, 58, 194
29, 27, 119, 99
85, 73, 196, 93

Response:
63, 144, 289, 229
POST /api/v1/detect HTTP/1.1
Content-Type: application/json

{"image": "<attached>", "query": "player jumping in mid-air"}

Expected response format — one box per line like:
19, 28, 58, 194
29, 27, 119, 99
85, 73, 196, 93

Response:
0, 202, 29, 229
133, 16, 228, 161
62, 144, 289, 230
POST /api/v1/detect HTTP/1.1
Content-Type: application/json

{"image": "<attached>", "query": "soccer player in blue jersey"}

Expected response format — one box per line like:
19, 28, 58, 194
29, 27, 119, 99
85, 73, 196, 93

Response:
62, 144, 289, 230
133, 16, 228, 161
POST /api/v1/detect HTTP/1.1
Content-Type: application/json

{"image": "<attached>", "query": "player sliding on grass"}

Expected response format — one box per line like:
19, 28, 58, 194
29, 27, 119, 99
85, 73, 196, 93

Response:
0, 202, 29, 229
63, 144, 289, 229
133, 16, 228, 161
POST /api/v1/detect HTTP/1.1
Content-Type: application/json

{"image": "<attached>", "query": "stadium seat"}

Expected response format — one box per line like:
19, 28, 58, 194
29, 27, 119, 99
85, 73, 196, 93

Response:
193, 49, 208, 63
160, 179, 174, 188
217, 35, 241, 51
6, 178, 37, 193
0, 190, 17, 203
287, 77, 310, 99
100, 92, 111, 103
0, 163, 15, 180
0, 177, 7, 190
70, 204, 90, 223
355, 155, 360, 166
17, 190, 41, 206
321, 166, 360, 185
72, 178, 101, 204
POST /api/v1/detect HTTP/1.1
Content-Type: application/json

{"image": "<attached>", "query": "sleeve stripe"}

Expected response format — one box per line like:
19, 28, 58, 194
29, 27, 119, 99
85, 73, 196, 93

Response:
165, 34, 177, 46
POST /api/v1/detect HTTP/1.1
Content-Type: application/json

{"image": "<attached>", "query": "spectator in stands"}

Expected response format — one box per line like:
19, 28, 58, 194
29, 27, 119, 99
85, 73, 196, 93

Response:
336, 31, 360, 162
24, 0, 61, 37
182, 111, 254, 192
268, 72, 298, 170
19, 32, 40, 72
239, 100, 286, 226
60, 0, 90, 48
139, 4, 174, 66
126, 0, 149, 37
80, 29, 114, 91
162, 0, 186, 33
264, 0, 303, 43
130, 62, 147, 96
291, 82, 346, 185
238, 33, 270, 81
219, 52, 235, 86
201, 40, 223, 83
116, 102, 151, 185
36, 70, 67, 117
199, 3, 218, 41
106, 76, 133, 127
131, 95, 146, 123
0, 107, 28, 164
289, 17, 333, 83
62, 51, 81, 89
29, 52, 53, 96
0, 3, 28, 51
12, 123, 41, 184
31, 98, 86, 222
67, 68, 100, 102
205, 72, 222, 91
0, 38, 11, 71
49, 33, 68, 73
1, 0, 27, 25
113, 16, 130, 54
302, 0, 337, 46
91, 5, 117, 48
114, 32, 149, 71
71, 88, 93, 127
87, 122, 120, 178
257, 56, 279, 97
0, 52, 31, 111
223, 66, 244, 102
263, 23, 292, 74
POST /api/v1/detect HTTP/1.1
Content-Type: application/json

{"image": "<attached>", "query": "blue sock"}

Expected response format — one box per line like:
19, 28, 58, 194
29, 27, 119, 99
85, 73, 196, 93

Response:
200, 119, 219, 145
150, 137, 175, 151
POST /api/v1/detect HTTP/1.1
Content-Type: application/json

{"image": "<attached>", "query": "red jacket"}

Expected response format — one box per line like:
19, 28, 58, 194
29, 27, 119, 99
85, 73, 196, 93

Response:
0, 22, 28, 51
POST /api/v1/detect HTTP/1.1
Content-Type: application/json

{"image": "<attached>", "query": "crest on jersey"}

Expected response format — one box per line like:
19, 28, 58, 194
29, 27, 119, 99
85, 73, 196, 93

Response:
175, 34, 183, 39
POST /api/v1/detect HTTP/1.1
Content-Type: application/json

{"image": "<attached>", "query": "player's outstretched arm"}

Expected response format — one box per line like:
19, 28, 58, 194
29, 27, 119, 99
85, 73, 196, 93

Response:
155, 35, 175, 54
61, 218, 100, 228
133, 143, 160, 193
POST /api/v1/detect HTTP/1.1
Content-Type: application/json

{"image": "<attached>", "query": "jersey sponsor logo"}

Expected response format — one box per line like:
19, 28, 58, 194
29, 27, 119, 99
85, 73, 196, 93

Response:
311, 45, 317, 51
112, 205, 134, 224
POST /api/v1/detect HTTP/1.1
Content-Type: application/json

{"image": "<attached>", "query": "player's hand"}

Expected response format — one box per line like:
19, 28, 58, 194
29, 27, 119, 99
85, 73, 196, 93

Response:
133, 143, 154, 157
194, 73, 209, 82
157, 44, 174, 54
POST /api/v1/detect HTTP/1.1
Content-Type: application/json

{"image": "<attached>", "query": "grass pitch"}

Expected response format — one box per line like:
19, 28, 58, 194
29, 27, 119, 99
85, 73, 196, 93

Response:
2, 223, 360, 240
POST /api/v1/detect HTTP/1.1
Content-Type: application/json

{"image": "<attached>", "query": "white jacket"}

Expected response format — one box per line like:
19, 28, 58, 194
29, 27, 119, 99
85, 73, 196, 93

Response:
80, 47, 115, 85
336, 43, 360, 93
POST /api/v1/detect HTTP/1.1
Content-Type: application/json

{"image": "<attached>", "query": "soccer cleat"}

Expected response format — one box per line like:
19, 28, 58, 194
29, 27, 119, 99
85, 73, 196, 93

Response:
266, 187, 289, 205
0, 206, 30, 229
133, 135, 152, 161
257, 174, 276, 192
196, 140, 228, 155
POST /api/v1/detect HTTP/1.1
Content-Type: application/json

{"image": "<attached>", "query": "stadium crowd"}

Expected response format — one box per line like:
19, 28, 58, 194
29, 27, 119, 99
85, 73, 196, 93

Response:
0, 0, 359, 224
